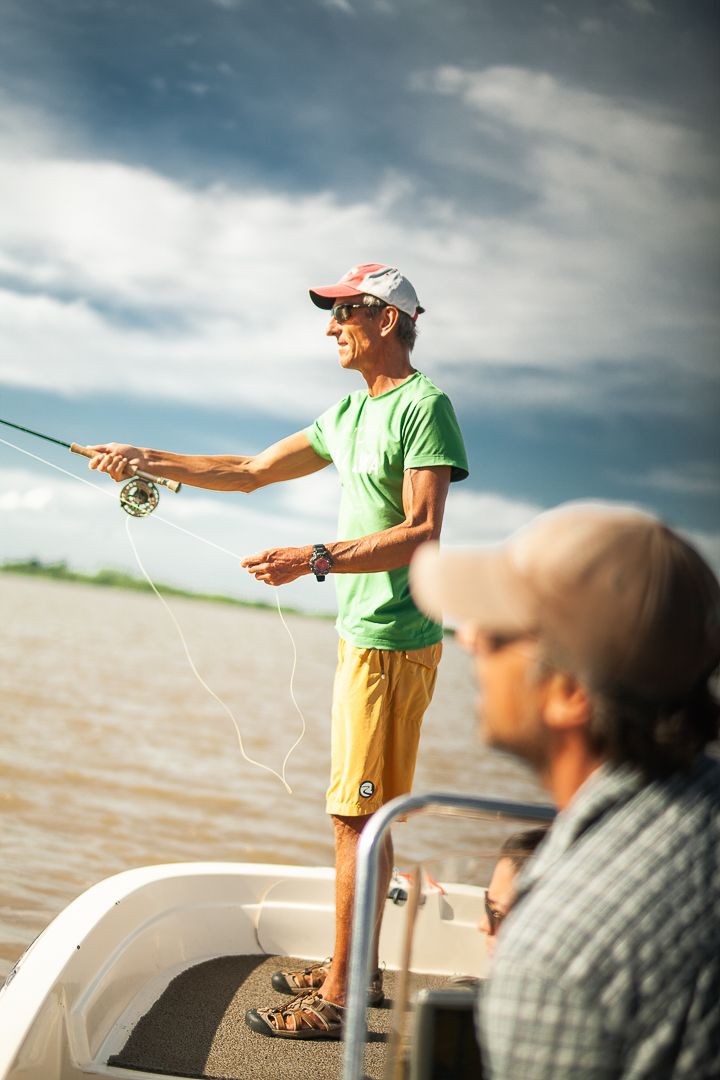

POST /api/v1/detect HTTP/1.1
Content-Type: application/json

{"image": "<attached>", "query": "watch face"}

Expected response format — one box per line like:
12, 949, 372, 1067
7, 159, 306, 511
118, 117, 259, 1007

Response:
314, 556, 331, 575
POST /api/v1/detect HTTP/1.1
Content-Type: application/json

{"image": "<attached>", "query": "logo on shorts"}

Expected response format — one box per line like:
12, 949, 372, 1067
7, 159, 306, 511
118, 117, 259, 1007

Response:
359, 781, 375, 799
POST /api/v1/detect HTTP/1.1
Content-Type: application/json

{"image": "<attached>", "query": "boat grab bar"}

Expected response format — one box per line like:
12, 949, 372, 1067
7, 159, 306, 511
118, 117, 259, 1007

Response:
343, 791, 556, 1080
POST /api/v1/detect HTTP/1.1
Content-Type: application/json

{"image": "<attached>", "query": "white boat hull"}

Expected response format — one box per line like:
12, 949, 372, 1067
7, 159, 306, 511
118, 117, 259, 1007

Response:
0, 861, 488, 1080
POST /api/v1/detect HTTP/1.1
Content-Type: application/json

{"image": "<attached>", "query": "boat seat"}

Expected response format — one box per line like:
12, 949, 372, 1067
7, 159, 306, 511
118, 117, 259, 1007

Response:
409, 986, 484, 1080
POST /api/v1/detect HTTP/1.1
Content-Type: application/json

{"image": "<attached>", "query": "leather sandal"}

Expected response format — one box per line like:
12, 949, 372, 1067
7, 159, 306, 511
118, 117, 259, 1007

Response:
271, 957, 384, 1005
245, 991, 346, 1040
271, 957, 331, 994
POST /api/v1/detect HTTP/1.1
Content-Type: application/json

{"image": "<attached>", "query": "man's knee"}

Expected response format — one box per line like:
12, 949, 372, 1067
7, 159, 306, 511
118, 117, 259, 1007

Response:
331, 813, 392, 860
331, 813, 369, 839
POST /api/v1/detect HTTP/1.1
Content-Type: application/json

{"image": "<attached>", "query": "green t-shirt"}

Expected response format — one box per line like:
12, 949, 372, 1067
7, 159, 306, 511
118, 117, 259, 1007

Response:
305, 371, 468, 650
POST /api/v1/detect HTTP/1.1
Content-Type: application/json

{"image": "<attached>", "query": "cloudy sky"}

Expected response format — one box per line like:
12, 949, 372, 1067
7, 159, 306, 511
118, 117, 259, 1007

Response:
1, 0, 718, 613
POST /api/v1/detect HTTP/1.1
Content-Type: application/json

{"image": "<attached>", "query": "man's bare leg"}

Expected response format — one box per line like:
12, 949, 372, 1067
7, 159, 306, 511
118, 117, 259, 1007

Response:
318, 813, 393, 1006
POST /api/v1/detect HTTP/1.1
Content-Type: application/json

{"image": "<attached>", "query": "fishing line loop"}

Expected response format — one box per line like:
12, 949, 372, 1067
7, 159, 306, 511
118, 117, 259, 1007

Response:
1, 432, 306, 793
125, 518, 301, 794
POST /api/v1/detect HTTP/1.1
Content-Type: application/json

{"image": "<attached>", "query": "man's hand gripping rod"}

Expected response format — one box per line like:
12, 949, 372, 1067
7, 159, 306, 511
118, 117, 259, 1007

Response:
68, 442, 181, 493
0, 418, 181, 517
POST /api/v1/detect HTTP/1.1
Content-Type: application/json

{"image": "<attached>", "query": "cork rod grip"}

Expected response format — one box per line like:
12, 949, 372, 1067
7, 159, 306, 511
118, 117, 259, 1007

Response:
69, 443, 182, 493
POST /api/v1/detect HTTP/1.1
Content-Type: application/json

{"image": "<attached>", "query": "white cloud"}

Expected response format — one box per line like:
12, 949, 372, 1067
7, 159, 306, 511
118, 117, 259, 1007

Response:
0, 486, 54, 511
626, 0, 656, 15
615, 464, 720, 498
579, 17, 605, 34
442, 489, 543, 545
272, 468, 341, 537
443, 488, 720, 577
319, 0, 355, 13
0, 71, 717, 419
184, 82, 211, 97
421, 65, 719, 373
431, 65, 708, 180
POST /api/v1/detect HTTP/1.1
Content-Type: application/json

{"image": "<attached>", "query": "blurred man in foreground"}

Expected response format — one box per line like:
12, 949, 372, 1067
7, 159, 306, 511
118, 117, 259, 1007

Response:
411, 502, 720, 1079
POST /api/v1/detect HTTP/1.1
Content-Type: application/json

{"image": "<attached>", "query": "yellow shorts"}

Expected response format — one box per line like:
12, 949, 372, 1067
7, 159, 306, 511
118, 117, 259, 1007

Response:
325, 639, 442, 817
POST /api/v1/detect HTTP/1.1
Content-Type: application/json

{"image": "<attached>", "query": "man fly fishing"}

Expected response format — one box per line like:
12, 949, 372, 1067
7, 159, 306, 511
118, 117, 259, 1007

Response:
89, 263, 469, 1040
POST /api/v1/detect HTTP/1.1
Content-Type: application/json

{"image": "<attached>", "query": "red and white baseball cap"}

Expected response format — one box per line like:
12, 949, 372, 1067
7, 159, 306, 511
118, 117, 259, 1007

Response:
309, 263, 425, 320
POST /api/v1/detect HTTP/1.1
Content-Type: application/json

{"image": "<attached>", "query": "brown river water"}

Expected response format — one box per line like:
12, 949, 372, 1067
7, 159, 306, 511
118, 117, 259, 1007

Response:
0, 573, 547, 978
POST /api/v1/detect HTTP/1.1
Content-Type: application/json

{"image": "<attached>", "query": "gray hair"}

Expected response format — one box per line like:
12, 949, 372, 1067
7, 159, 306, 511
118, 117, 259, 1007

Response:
362, 294, 418, 353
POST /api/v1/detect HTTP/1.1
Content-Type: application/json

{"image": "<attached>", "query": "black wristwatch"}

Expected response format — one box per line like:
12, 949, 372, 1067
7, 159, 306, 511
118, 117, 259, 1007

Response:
309, 543, 334, 582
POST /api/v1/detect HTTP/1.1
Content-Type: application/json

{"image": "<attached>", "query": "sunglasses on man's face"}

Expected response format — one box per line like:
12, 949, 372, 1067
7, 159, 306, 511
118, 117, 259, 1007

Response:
486, 633, 527, 653
461, 626, 537, 656
484, 893, 506, 935
330, 303, 369, 324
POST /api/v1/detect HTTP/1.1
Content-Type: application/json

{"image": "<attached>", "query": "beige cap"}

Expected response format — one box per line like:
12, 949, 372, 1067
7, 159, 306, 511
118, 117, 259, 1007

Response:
410, 502, 720, 702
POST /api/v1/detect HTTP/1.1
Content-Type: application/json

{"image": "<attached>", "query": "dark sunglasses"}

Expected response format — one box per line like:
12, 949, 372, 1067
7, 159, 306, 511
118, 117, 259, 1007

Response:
330, 302, 386, 321
486, 633, 525, 653
484, 893, 505, 935
330, 303, 368, 324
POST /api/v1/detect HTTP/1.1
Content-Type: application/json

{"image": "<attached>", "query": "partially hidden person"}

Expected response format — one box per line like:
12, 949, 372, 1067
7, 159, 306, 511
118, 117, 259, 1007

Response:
480, 827, 549, 957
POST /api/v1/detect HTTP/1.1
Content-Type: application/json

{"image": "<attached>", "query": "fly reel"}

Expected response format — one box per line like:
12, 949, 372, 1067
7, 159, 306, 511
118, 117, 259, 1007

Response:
120, 477, 160, 517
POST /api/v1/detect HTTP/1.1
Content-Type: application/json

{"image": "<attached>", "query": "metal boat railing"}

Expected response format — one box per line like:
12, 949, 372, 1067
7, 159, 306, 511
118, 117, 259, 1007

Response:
342, 791, 556, 1080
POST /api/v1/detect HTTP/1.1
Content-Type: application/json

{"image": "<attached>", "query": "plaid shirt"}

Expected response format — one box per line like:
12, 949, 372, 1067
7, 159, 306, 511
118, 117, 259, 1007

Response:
479, 755, 720, 1079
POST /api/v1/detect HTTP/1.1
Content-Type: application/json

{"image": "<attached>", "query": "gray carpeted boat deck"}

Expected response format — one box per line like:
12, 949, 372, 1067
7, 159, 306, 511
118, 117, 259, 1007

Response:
108, 954, 452, 1080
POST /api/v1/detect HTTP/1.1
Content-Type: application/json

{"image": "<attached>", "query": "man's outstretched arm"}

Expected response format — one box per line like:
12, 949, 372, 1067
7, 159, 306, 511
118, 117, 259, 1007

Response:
242, 465, 451, 586
88, 431, 329, 492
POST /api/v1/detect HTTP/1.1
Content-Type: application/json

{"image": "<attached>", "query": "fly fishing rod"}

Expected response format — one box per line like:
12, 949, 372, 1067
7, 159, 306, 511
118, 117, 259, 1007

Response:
0, 418, 181, 517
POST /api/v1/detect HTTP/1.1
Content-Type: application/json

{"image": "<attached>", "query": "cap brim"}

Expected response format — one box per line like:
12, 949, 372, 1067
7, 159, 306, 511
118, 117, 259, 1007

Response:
309, 285, 425, 317
410, 542, 537, 633
309, 284, 364, 309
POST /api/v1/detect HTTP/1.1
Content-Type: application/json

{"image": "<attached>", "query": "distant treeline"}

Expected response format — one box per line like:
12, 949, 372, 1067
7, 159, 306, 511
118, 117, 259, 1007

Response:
0, 558, 316, 617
